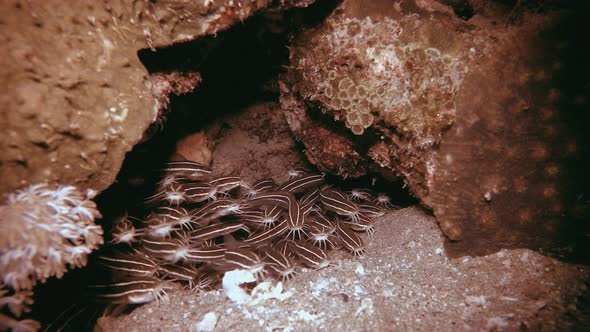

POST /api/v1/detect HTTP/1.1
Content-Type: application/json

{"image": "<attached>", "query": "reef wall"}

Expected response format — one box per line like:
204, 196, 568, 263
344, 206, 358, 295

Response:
280, 0, 587, 255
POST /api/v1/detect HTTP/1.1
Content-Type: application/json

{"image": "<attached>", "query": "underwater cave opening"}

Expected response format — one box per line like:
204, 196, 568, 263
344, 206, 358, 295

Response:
14, 2, 590, 331
29, 1, 415, 330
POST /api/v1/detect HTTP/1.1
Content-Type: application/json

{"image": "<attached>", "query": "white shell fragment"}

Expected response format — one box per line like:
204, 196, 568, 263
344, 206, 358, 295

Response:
355, 298, 374, 316
193, 312, 218, 332
222, 269, 256, 305
354, 263, 365, 275
297, 310, 323, 322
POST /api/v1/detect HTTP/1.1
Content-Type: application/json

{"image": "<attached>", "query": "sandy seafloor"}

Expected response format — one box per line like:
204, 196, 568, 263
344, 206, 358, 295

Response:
95, 206, 589, 332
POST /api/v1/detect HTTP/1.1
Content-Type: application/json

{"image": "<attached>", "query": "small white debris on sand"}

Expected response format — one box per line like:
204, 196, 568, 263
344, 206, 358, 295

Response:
354, 263, 365, 275
193, 312, 218, 332
247, 281, 293, 306
222, 269, 256, 305
355, 298, 374, 316
486, 317, 509, 330
296, 310, 323, 322
465, 295, 487, 307
381, 288, 394, 297
354, 285, 364, 295
312, 278, 332, 298
435, 248, 444, 255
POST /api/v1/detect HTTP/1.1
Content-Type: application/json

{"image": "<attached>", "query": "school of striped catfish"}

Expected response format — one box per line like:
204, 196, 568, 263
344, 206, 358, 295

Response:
91, 160, 394, 305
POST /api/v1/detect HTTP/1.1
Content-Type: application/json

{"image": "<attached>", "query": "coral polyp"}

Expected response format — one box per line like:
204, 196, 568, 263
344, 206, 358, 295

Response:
0, 184, 102, 329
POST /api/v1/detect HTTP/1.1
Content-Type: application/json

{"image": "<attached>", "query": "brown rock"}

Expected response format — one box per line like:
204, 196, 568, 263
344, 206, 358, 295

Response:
280, 85, 367, 179
176, 131, 212, 166
280, 0, 585, 256
0, 0, 287, 197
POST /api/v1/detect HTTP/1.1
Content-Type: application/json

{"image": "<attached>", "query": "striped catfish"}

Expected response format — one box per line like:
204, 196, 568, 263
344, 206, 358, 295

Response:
150, 206, 196, 231
222, 249, 266, 278
335, 220, 366, 257
242, 178, 277, 198
276, 174, 324, 194
110, 215, 143, 245
340, 213, 376, 235
145, 182, 186, 206
358, 203, 386, 218
193, 272, 217, 291
262, 247, 297, 281
236, 210, 280, 230
300, 187, 320, 216
286, 166, 312, 179
183, 182, 216, 203
347, 189, 374, 202
373, 193, 396, 208
185, 246, 227, 263
96, 250, 158, 277
271, 241, 295, 259
242, 219, 289, 246
209, 176, 245, 194
191, 199, 246, 226
248, 191, 305, 237
188, 221, 249, 243
163, 160, 212, 181
144, 220, 179, 239
157, 263, 199, 290
309, 209, 337, 229
90, 276, 174, 304
290, 241, 330, 270
319, 185, 362, 222
140, 237, 189, 263
305, 219, 336, 249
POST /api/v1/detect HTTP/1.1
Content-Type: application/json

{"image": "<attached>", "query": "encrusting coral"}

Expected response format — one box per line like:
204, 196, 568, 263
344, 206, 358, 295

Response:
281, 0, 583, 257
288, 15, 465, 140
0, 184, 103, 331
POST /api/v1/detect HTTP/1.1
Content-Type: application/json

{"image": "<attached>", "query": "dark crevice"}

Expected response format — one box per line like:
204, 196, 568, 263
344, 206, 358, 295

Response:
545, 2, 590, 266
441, 0, 474, 20
98, 0, 347, 215
32, 141, 49, 149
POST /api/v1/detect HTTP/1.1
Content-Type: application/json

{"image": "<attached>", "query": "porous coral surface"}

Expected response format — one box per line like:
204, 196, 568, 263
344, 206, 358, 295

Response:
289, 15, 465, 140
